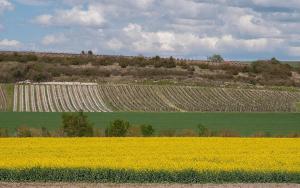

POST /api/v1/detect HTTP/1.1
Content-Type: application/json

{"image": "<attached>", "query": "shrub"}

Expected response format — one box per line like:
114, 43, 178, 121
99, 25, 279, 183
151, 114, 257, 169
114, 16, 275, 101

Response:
16, 126, 32, 137
0, 128, 9, 137
176, 129, 198, 137
159, 129, 176, 137
105, 119, 130, 137
197, 124, 209, 137
218, 129, 240, 137
207, 54, 224, 63
62, 111, 94, 137
140, 124, 155, 137
127, 126, 142, 137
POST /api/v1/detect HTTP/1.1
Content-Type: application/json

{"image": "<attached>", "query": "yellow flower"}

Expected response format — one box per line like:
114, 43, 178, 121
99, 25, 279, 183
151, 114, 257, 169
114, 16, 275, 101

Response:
0, 138, 299, 172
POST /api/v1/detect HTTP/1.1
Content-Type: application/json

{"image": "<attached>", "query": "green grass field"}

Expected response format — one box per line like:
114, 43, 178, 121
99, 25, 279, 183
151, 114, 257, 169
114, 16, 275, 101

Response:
0, 112, 299, 136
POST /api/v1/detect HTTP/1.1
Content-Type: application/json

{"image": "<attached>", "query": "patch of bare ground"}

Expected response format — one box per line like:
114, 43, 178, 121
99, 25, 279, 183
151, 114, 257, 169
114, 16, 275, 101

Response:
0, 183, 299, 188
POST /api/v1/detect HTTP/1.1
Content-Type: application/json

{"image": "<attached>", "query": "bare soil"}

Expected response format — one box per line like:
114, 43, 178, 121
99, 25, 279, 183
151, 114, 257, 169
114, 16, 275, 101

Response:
0, 183, 299, 188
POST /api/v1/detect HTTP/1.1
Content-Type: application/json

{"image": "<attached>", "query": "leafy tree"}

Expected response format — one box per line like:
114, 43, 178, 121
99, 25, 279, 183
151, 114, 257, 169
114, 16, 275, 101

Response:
88, 50, 93, 55
197, 124, 209, 137
105, 119, 130, 137
140, 124, 155, 137
41, 127, 51, 137
208, 54, 224, 63
62, 111, 94, 137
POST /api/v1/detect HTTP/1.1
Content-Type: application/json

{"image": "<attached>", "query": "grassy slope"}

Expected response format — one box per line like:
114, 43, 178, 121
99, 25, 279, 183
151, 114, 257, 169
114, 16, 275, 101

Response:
0, 112, 299, 136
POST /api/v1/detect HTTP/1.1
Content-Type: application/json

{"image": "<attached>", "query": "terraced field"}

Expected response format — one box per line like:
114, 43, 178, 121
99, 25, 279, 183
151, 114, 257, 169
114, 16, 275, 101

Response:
11, 83, 300, 112
0, 85, 7, 111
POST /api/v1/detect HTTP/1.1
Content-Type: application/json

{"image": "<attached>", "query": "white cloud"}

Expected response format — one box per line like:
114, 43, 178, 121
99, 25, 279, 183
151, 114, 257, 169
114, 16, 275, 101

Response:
121, 23, 283, 55
106, 38, 124, 50
0, 0, 13, 13
288, 46, 300, 57
26, 1, 300, 59
252, 0, 300, 9
34, 14, 52, 25
41, 33, 67, 45
35, 6, 105, 27
0, 39, 21, 48
234, 14, 281, 37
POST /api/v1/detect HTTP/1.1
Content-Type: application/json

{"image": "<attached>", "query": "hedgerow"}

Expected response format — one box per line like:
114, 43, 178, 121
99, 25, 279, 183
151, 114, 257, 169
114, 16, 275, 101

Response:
0, 168, 299, 183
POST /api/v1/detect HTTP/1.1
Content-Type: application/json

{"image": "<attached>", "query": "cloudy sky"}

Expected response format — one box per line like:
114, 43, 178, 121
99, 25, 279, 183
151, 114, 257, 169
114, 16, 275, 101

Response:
0, 0, 300, 60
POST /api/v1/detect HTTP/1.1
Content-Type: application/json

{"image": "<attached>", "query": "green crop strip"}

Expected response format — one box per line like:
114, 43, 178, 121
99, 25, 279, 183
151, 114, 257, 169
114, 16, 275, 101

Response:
0, 168, 299, 183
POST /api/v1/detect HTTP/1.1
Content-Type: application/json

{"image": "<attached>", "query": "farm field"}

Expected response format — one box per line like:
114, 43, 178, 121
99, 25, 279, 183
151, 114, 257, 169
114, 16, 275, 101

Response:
0, 85, 7, 112
0, 112, 299, 136
0, 138, 299, 183
11, 83, 300, 112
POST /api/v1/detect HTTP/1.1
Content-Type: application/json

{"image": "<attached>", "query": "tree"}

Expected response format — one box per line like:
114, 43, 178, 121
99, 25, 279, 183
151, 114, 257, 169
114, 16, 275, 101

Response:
62, 111, 94, 137
164, 56, 176, 68
208, 54, 224, 63
88, 50, 93, 55
140, 124, 155, 137
197, 124, 209, 137
105, 119, 130, 137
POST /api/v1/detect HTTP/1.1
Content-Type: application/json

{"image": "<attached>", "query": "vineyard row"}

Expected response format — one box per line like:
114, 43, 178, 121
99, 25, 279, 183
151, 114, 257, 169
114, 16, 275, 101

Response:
10, 83, 300, 112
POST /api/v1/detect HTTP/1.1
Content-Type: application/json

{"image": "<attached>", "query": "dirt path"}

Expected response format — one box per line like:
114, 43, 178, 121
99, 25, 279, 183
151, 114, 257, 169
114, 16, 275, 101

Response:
0, 183, 299, 188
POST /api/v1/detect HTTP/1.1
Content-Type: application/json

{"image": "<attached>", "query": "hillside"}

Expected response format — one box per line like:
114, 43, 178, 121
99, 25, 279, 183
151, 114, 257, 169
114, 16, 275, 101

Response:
1, 51, 300, 87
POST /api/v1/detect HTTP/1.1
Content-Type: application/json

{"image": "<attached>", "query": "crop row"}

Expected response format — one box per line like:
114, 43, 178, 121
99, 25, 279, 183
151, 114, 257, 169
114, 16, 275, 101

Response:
0, 85, 7, 111
13, 84, 111, 112
12, 83, 300, 112
99, 84, 300, 112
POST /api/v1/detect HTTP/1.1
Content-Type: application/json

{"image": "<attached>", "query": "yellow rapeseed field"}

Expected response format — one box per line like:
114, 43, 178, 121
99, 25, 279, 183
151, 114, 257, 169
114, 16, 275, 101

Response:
0, 138, 299, 172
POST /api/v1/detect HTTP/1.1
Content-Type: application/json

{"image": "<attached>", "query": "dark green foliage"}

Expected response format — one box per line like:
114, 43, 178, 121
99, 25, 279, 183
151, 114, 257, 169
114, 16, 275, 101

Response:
62, 111, 94, 137
0, 168, 298, 183
197, 124, 209, 137
0, 128, 9, 137
208, 54, 224, 63
140, 124, 155, 137
105, 119, 130, 137
41, 127, 51, 137
88, 50, 93, 55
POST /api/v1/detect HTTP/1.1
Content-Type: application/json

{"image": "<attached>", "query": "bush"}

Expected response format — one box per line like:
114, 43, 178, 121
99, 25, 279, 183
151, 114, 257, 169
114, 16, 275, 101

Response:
16, 126, 32, 137
207, 54, 224, 63
105, 119, 130, 137
159, 129, 176, 137
0, 128, 9, 137
197, 124, 209, 137
176, 129, 198, 137
140, 124, 155, 137
62, 111, 94, 137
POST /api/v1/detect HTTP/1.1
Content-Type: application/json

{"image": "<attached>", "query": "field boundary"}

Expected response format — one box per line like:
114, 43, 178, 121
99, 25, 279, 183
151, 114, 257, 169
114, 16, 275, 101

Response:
0, 168, 299, 183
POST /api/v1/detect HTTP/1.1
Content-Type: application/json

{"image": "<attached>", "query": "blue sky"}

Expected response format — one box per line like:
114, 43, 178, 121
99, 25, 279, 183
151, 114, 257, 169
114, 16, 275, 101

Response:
1, 0, 300, 60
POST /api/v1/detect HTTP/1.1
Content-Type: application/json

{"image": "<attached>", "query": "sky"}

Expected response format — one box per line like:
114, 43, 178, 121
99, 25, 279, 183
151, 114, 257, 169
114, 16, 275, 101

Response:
0, 0, 300, 60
